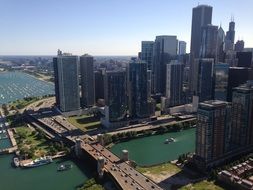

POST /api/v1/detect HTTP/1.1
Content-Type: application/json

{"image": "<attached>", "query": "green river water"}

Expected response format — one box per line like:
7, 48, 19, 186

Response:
111, 128, 196, 166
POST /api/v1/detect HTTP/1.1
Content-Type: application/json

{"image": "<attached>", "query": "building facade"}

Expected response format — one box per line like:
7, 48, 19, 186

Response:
54, 54, 80, 112
153, 35, 178, 95
165, 61, 184, 107
214, 63, 229, 101
80, 54, 95, 107
196, 100, 231, 165
128, 60, 149, 118
178, 41, 187, 55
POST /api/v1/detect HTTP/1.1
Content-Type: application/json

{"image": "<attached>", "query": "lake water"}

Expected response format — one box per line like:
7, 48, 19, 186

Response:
0, 71, 54, 104
111, 128, 196, 166
0, 155, 91, 190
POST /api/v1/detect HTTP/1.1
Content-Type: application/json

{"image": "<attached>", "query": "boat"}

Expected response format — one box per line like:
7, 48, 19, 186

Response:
57, 164, 72, 171
164, 138, 176, 144
13, 157, 20, 167
22, 156, 53, 168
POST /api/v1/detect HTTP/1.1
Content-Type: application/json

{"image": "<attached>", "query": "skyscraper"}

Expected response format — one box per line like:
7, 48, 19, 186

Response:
141, 41, 154, 70
227, 67, 253, 101
197, 58, 214, 102
104, 71, 127, 122
214, 63, 229, 101
165, 61, 184, 107
236, 52, 252, 68
178, 41, 187, 55
54, 53, 80, 112
190, 5, 213, 94
231, 82, 253, 148
153, 35, 178, 94
128, 60, 149, 118
217, 26, 225, 62
200, 24, 218, 60
198, 59, 215, 102
196, 100, 231, 166
235, 40, 245, 52
190, 5, 213, 58
94, 69, 105, 101
80, 54, 95, 107
225, 20, 235, 51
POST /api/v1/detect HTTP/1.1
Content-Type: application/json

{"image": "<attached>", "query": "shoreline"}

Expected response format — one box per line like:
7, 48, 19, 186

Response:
21, 70, 54, 84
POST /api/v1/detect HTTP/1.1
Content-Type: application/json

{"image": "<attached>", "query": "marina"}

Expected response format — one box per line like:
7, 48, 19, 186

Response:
0, 71, 54, 104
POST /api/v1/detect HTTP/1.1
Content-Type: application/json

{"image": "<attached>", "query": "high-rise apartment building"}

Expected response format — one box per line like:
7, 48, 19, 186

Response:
227, 67, 253, 101
128, 60, 149, 118
141, 41, 154, 70
153, 35, 178, 94
53, 53, 80, 112
231, 82, 253, 148
104, 71, 127, 122
94, 69, 105, 101
197, 58, 214, 102
214, 63, 229, 101
178, 41, 187, 55
196, 100, 231, 165
80, 54, 95, 107
165, 61, 184, 107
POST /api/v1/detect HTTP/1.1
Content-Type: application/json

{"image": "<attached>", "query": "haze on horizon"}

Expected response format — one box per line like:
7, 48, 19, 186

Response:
0, 0, 253, 56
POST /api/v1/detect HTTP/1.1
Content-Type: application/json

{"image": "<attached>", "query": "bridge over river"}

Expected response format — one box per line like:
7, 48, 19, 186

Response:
26, 109, 163, 190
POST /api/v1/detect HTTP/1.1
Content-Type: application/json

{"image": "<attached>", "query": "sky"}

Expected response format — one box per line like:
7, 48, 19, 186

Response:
0, 0, 253, 56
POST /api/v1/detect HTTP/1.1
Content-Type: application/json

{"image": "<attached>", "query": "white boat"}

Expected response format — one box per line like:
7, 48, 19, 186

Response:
13, 157, 20, 167
22, 156, 53, 168
164, 138, 176, 144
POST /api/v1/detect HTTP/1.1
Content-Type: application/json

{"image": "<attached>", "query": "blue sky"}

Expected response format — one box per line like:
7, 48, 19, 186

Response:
0, 0, 253, 55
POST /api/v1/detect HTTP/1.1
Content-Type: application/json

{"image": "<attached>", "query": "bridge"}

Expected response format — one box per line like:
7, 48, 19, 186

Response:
26, 110, 163, 190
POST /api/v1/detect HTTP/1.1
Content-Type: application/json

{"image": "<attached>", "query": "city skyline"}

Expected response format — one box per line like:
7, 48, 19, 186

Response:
1, 0, 253, 55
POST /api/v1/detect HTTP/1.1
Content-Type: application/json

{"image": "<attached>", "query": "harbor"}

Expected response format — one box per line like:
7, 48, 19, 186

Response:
0, 71, 54, 104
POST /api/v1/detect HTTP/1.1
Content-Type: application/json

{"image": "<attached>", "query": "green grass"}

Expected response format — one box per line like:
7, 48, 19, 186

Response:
67, 114, 101, 132
137, 162, 181, 175
15, 126, 53, 158
180, 180, 224, 190
9, 97, 40, 109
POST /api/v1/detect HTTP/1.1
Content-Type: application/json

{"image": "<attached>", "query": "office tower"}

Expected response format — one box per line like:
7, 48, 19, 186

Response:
197, 58, 214, 102
53, 57, 60, 107
94, 69, 105, 101
231, 82, 253, 148
128, 60, 149, 118
147, 70, 152, 99
80, 54, 95, 107
235, 40, 245, 52
104, 71, 127, 122
190, 5, 213, 58
214, 63, 229, 101
200, 24, 218, 60
225, 20, 235, 51
227, 67, 253, 101
178, 41, 187, 55
141, 41, 154, 70
225, 50, 237, 67
54, 53, 80, 112
165, 61, 184, 107
217, 26, 225, 62
190, 5, 212, 94
153, 35, 178, 94
236, 52, 252, 68
196, 100, 231, 164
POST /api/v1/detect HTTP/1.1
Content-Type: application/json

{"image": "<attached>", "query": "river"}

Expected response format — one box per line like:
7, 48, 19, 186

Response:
111, 128, 196, 166
0, 71, 54, 104
0, 155, 91, 190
